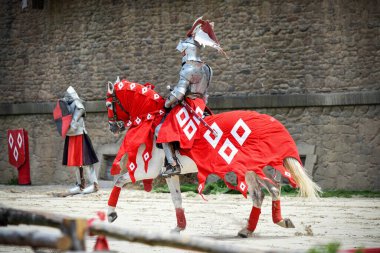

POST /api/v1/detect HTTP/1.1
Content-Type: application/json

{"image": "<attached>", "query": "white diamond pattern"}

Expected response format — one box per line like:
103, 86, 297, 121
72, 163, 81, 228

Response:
8, 134, 14, 148
17, 133, 23, 148
13, 148, 18, 161
143, 152, 150, 161
218, 138, 238, 164
231, 118, 251, 146
239, 182, 246, 191
154, 94, 160, 100
129, 162, 136, 171
142, 87, 148, 94
203, 122, 223, 148
198, 184, 203, 193
175, 107, 190, 128
130, 83, 136, 90
118, 82, 124, 89
183, 119, 197, 140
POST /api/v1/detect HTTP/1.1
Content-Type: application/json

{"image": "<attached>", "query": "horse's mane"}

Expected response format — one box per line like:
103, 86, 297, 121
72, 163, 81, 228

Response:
114, 80, 166, 120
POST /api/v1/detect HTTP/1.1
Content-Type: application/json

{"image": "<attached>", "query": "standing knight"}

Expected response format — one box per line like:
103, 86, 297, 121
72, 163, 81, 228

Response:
157, 17, 227, 177
60, 86, 99, 194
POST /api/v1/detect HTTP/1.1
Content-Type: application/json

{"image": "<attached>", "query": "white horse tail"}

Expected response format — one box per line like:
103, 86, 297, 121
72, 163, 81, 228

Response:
284, 157, 322, 199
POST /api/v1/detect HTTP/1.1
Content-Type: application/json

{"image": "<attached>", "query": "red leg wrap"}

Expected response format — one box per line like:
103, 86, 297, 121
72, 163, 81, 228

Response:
272, 200, 283, 223
175, 208, 186, 229
247, 207, 261, 232
108, 186, 121, 207
142, 179, 153, 192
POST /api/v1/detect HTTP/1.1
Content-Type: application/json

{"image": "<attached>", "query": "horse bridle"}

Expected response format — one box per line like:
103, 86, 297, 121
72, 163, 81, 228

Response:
106, 91, 129, 130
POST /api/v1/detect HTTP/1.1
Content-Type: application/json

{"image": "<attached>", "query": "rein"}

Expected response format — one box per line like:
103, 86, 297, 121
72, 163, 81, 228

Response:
107, 92, 129, 123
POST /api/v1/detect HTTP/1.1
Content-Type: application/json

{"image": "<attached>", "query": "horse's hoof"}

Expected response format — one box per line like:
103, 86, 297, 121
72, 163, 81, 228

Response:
284, 218, 295, 228
276, 218, 295, 228
108, 212, 118, 223
237, 227, 253, 238
170, 226, 184, 234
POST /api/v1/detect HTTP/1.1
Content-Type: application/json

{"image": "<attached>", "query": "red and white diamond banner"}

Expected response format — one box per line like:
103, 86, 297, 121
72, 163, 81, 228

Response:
7, 129, 27, 168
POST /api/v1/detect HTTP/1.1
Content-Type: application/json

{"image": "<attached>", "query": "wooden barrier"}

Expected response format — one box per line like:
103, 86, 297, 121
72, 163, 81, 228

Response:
0, 205, 285, 253
0, 205, 86, 251
0, 228, 71, 250
89, 222, 264, 253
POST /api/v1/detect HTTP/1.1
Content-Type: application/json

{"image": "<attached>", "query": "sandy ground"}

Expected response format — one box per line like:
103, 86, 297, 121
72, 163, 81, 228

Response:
0, 184, 379, 253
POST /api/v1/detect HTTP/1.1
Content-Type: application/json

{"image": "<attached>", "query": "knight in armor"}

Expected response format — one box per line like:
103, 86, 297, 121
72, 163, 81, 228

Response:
157, 17, 227, 177
61, 86, 99, 194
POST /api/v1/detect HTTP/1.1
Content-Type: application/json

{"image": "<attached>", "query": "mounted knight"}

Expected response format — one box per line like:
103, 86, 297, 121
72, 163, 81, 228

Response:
104, 17, 321, 236
157, 16, 227, 177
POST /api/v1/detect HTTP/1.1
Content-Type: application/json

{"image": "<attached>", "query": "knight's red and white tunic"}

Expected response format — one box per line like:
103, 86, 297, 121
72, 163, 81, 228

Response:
62, 99, 98, 167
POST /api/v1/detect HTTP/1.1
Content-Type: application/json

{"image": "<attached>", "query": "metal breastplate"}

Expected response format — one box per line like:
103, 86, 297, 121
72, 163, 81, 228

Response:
182, 61, 212, 96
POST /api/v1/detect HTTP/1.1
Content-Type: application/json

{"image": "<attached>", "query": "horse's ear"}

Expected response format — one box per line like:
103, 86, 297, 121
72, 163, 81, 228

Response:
107, 81, 114, 94
115, 76, 120, 83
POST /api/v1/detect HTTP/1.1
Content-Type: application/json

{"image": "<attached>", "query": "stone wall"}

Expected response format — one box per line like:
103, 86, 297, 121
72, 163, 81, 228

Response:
0, 0, 379, 190
0, 0, 378, 102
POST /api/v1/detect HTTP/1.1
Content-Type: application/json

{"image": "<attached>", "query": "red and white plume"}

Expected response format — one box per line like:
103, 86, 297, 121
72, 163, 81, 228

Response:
187, 17, 228, 57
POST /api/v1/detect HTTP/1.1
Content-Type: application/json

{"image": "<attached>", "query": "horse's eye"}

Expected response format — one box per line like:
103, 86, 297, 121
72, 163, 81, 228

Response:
106, 102, 113, 109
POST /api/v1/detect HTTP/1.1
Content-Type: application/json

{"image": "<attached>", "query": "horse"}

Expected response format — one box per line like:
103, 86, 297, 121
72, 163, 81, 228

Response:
105, 78, 321, 237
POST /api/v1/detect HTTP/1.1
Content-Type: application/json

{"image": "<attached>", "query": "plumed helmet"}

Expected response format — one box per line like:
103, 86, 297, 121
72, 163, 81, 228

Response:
176, 16, 227, 61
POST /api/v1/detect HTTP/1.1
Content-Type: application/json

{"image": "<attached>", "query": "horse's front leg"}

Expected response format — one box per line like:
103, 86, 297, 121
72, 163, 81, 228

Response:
238, 173, 265, 238
165, 175, 186, 233
107, 172, 130, 223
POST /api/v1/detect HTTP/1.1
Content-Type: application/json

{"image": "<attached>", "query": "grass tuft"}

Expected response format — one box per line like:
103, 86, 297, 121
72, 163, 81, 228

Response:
153, 180, 380, 198
7, 178, 18, 185
308, 242, 340, 253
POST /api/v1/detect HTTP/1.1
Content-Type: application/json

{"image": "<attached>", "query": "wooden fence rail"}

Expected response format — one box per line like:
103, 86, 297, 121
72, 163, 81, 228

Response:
0, 205, 86, 251
0, 228, 71, 250
0, 205, 286, 253
89, 222, 264, 253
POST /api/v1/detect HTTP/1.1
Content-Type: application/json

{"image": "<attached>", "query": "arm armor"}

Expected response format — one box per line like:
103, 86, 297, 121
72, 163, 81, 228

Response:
165, 74, 190, 108
73, 99, 85, 111
72, 108, 85, 122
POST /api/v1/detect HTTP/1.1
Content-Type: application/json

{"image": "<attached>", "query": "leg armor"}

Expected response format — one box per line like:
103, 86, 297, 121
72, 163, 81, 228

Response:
161, 143, 181, 177
82, 165, 99, 194
155, 119, 181, 178
68, 167, 85, 194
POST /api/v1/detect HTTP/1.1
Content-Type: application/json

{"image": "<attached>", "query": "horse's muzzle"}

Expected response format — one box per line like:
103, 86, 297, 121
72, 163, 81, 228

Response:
109, 121, 125, 134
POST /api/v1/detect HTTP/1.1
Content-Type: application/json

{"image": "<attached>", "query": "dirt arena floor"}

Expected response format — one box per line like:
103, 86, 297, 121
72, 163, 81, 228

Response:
0, 184, 379, 253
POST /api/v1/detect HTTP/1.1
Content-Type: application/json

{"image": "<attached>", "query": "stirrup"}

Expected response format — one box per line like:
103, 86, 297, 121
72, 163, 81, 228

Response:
162, 164, 181, 178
